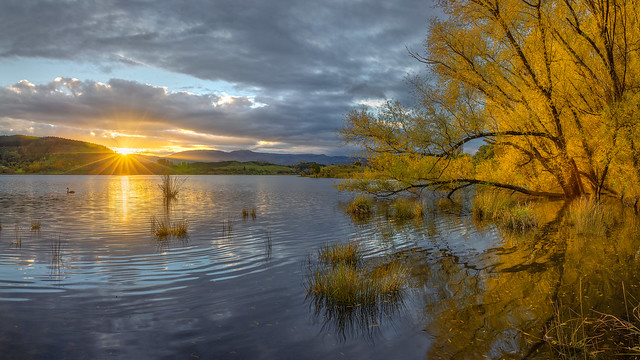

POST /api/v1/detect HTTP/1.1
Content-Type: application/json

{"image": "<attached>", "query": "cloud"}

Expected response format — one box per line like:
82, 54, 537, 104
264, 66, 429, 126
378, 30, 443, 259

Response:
0, 78, 358, 154
0, 0, 438, 154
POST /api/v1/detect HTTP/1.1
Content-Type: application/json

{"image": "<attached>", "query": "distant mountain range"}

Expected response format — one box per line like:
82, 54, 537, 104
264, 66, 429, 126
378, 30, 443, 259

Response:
167, 149, 354, 165
0, 135, 356, 175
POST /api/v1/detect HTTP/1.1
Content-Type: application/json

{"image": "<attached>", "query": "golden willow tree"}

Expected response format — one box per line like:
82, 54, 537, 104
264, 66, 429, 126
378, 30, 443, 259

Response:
342, 0, 640, 200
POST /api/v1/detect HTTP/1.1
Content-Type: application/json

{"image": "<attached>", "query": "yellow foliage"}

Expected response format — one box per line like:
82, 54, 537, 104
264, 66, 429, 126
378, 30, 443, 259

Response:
341, 0, 640, 200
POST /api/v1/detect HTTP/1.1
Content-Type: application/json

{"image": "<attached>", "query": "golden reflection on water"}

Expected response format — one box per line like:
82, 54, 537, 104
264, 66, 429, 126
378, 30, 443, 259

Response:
105, 175, 135, 222
336, 197, 640, 358
105, 175, 156, 226
120, 176, 130, 221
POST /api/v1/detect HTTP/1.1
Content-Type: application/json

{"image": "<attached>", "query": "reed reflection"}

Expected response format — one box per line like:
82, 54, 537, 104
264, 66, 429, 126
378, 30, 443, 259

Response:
49, 236, 65, 281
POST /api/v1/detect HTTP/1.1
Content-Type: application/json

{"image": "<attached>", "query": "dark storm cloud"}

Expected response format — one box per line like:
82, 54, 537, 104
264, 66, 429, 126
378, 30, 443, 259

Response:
0, 0, 437, 153
0, 78, 348, 151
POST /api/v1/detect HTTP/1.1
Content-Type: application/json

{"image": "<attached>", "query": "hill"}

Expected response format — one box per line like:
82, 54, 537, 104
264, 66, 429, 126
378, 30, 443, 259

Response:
0, 135, 316, 175
0, 135, 172, 174
168, 149, 353, 165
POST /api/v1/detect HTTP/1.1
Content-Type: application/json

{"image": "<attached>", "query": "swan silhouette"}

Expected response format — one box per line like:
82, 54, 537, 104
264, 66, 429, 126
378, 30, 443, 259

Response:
66, 187, 75, 194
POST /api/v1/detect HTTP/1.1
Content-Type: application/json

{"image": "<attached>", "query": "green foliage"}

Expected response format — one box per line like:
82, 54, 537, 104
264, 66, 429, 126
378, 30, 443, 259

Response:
472, 144, 495, 166
174, 160, 296, 175
301, 162, 365, 178
0, 135, 115, 174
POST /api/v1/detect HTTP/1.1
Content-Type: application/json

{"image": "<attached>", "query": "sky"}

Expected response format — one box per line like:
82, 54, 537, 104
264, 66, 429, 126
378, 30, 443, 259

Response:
0, 0, 439, 156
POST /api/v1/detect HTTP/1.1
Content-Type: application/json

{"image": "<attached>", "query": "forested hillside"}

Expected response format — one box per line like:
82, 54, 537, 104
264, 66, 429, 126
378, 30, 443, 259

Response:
0, 135, 116, 174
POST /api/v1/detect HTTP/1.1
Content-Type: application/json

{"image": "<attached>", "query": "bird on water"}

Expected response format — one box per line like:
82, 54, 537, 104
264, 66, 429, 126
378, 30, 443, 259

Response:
66, 187, 75, 194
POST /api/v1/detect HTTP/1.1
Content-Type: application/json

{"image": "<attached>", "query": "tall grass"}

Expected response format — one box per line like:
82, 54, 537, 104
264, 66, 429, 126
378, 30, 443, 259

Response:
307, 262, 408, 306
473, 191, 537, 230
318, 241, 361, 267
501, 204, 538, 231
306, 242, 408, 306
158, 174, 186, 201
152, 217, 188, 238
473, 191, 516, 221
308, 263, 364, 304
391, 198, 424, 220
565, 197, 614, 235
346, 195, 373, 217
543, 283, 640, 358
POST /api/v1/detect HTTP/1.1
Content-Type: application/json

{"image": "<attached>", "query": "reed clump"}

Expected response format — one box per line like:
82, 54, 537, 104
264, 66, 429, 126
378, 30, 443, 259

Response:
242, 207, 257, 220
346, 195, 373, 217
31, 220, 41, 230
501, 203, 538, 231
158, 174, 186, 201
473, 191, 537, 230
318, 241, 361, 267
391, 198, 424, 220
565, 197, 613, 235
152, 217, 188, 238
473, 190, 516, 221
306, 241, 408, 306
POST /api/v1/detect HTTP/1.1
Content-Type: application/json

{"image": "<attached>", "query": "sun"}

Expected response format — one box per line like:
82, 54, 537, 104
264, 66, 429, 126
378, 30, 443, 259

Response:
111, 147, 138, 156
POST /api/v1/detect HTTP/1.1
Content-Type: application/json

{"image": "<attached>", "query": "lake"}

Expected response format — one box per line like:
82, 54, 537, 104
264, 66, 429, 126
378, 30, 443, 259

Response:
1, 175, 639, 359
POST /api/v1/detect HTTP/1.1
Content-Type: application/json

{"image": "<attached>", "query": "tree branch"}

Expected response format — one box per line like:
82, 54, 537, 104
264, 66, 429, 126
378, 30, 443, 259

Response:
371, 178, 564, 199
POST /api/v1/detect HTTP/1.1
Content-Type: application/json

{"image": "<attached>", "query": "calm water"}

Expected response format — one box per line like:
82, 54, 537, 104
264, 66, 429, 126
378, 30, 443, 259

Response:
1, 175, 639, 359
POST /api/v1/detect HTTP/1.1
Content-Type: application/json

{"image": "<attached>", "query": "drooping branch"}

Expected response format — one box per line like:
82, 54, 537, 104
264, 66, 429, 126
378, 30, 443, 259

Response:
370, 178, 564, 199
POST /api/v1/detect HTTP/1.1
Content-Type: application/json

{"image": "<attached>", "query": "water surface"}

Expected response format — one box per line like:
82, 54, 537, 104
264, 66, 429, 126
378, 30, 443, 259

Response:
1, 175, 639, 359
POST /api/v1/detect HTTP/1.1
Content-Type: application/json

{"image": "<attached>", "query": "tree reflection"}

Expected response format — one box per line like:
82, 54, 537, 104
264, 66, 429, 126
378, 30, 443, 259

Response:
337, 193, 640, 357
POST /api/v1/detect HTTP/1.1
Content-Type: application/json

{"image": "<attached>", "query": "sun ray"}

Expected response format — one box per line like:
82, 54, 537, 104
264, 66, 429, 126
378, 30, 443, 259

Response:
63, 153, 120, 174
